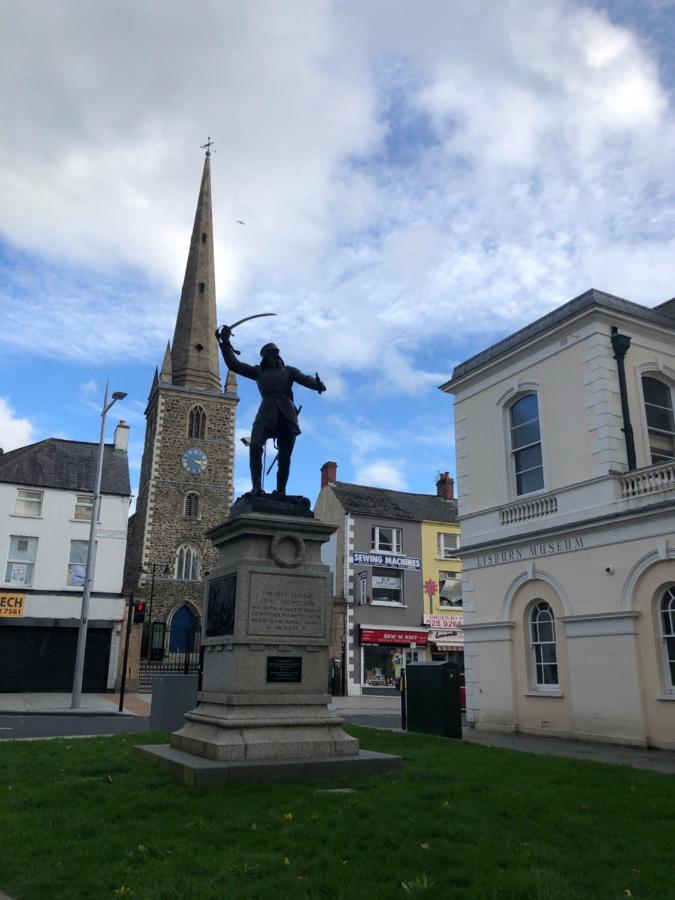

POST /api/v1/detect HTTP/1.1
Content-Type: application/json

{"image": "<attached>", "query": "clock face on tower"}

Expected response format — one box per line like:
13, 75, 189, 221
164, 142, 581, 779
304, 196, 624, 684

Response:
182, 448, 208, 476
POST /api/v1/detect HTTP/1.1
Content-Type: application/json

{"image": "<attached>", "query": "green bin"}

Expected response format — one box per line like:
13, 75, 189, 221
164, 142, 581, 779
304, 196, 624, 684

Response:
405, 661, 462, 739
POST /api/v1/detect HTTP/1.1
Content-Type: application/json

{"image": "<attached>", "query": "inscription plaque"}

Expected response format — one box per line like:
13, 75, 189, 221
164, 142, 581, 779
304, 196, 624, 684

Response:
248, 573, 323, 638
267, 656, 302, 683
206, 574, 237, 637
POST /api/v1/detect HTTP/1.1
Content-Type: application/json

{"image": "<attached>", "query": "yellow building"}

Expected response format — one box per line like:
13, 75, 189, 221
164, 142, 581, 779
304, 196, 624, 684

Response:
421, 474, 463, 667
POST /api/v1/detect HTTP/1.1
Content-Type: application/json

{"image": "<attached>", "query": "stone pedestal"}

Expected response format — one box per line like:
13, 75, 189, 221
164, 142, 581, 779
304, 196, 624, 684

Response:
138, 506, 402, 783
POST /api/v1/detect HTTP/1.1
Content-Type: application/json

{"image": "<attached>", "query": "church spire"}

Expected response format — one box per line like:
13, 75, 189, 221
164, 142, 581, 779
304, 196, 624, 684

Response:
170, 152, 221, 392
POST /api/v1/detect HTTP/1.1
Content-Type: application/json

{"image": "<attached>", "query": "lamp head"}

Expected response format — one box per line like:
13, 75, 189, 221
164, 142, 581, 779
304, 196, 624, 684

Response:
112, 391, 128, 401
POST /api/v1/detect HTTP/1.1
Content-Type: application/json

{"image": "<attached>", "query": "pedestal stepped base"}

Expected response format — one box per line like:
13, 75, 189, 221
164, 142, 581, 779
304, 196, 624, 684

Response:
160, 505, 401, 779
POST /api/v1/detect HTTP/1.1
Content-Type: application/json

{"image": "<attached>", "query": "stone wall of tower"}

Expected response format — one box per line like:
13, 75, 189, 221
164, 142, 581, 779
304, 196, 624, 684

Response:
133, 385, 237, 623
123, 392, 159, 592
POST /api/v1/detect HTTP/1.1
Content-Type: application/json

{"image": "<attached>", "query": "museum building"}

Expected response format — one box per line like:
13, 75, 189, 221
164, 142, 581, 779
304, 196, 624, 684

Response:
442, 289, 675, 749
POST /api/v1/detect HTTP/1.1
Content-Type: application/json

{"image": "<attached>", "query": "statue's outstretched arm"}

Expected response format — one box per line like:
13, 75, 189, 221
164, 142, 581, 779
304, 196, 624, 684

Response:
289, 367, 326, 393
215, 327, 259, 380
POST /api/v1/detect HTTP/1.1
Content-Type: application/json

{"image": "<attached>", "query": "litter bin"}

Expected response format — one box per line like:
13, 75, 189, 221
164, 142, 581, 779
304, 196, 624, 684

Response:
405, 661, 462, 739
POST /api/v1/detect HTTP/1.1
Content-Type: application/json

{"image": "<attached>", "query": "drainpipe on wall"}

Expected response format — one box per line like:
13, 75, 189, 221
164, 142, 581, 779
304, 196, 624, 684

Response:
610, 326, 637, 471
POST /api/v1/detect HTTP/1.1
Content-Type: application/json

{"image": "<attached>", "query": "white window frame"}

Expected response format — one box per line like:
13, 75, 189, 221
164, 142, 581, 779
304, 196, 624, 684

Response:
5, 535, 38, 586
74, 494, 95, 522
371, 525, 402, 554
640, 374, 675, 466
437, 532, 459, 559
530, 600, 559, 691
175, 545, 200, 581
66, 539, 89, 587
439, 571, 462, 608
370, 567, 404, 605
509, 393, 545, 497
15, 489, 43, 518
660, 586, 675, 693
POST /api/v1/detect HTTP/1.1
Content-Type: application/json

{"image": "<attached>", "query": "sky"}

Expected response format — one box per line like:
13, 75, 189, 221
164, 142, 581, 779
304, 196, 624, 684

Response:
2, 0, 675, 505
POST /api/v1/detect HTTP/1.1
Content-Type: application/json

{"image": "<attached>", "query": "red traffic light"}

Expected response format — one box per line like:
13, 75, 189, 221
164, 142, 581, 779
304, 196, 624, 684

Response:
133, 600, 146, 625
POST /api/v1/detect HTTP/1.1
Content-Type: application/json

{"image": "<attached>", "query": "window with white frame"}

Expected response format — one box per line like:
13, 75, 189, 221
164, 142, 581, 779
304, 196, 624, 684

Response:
74, 494, 95, 521
530, 601, 559, 689
188, 405, 206, 439
67, 540, 89, 587
439, 571, 462, 607
15, 489, 43, 517
642, 376, 675, 465
5, 536, 38, 586
437, 532, 459, 559
660, 586, 675, 690
371, 567, 403, 604
176, 545, 200, 581
184, 492, 200, 518
371, 525, 402, 554
510, 393, 544, 495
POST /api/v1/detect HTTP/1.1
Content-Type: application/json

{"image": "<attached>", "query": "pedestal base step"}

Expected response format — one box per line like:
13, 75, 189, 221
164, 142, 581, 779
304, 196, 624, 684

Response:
136, 743, 403, 786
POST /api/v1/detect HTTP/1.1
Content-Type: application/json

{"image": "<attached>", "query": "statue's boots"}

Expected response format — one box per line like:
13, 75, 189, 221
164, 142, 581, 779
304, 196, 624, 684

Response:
250, 445, 264, 496
275, 453, 290, 497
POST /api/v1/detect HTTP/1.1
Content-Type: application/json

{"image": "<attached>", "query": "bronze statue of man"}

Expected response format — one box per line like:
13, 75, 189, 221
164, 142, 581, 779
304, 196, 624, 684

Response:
216, 326, 326, 496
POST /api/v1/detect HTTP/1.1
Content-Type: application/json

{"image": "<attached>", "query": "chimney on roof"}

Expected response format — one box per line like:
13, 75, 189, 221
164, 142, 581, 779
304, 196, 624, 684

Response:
114, 420, 130, 452
436, 471, 454, 500
321, 460, 337, 489
655, 297, 675, 319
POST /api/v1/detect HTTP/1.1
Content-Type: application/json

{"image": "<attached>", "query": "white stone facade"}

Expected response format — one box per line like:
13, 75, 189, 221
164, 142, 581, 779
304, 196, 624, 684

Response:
444, 291, 675, 749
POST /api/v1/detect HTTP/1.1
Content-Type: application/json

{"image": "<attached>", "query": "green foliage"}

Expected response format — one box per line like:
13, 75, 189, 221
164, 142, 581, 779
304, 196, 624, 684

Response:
0, 727, 673, 899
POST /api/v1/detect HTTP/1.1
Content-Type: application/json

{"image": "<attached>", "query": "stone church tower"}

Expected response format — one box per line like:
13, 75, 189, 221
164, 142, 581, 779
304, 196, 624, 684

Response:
124, 151, 238, 641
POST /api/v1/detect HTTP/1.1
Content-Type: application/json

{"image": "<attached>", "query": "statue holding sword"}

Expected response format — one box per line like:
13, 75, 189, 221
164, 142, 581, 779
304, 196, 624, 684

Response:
215, 314, 326, 497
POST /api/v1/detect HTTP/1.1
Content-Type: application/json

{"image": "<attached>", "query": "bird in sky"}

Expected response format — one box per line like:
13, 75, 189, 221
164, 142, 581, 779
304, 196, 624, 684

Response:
236, 220, 246, 225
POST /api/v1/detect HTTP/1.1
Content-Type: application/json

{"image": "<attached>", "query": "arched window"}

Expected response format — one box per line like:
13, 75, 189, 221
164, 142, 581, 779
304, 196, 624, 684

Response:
530, 601, 558, 689
176, 545, 200, 581
510, 393, 544, 495
642, 376, 675, 465
184, 492, 200, 518
188, 405, 206, 439
660, 586, 675, 689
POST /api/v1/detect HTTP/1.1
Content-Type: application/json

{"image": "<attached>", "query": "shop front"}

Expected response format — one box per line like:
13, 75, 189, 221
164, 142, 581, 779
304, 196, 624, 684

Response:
359, 626, 429, 694
424, 613, 464, 668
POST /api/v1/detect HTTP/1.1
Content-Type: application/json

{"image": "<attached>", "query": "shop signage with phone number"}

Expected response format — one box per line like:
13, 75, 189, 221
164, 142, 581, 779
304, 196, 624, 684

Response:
0, 593, 25, 617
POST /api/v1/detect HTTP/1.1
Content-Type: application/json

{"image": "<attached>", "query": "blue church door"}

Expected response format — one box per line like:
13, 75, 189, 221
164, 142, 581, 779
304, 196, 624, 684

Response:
169, 605, 197, 653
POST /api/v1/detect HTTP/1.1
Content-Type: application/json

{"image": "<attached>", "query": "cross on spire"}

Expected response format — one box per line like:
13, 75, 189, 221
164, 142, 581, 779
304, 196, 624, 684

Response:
201, 136, 214, 157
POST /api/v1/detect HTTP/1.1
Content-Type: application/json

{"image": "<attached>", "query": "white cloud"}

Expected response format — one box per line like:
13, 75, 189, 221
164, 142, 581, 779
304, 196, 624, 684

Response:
355, 459, 409, 490
0, 397, 36, 451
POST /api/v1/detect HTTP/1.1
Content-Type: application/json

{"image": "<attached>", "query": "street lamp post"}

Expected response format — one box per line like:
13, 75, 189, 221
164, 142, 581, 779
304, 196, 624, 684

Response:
71, 382, 127, 709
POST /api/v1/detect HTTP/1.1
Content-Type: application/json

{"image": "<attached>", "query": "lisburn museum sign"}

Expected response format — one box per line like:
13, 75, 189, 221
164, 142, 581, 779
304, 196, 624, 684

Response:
474, 535, 584, 567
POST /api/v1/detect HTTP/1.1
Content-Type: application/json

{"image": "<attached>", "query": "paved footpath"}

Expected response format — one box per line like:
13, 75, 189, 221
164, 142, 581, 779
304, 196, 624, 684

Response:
0, 692, 150, 716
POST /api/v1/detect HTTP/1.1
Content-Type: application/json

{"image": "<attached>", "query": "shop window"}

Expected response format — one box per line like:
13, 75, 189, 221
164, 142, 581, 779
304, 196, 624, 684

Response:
510, 393, 544, 495
15, 489, 43, 517
371, 526, 401, 554
184, 492, 200, 518
530, 601, 558, 689
74, 494, 94, 521
188, 405, 206, 439
437, 532, 459, 559
176, 545, 200, 581
363, 646, 402, 688
67, 540, 88, 587
439, 571, 462, 607
660, 586, 675, 689
5, 536, 38, 586
642, 376, 675, 465
371, 567, 403, 604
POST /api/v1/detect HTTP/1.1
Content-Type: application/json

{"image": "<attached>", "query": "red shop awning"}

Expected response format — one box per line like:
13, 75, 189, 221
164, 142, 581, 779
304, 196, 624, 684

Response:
360, 627, 428, 647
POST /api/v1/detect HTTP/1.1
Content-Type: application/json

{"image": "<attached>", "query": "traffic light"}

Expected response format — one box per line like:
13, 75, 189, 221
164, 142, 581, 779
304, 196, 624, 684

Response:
133, 599, 146, 625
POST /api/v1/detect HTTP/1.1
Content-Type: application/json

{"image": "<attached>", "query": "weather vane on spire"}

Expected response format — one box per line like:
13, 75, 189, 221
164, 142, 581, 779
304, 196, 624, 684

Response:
201, 136, 215, 157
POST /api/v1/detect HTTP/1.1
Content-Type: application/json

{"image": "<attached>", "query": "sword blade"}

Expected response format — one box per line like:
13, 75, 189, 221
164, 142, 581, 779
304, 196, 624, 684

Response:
228, 312, 277, 330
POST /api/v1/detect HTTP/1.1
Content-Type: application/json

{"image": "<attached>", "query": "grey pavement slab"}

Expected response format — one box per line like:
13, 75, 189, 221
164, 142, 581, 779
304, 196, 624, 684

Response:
463, 727, 675, 774
0, 692, 149, 716
137, 742, 403, 785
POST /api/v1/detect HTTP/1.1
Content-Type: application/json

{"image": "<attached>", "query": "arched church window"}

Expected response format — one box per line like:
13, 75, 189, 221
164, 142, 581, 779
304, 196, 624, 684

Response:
188, 405, 206, 439
642, 375, 675, 465
660, 586, 675, 689
184, 492, 200, 518
530, 601, 558, 689
176, 545, 200, 581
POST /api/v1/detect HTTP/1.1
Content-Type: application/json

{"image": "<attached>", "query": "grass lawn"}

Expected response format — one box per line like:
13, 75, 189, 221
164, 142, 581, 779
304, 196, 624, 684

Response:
0, 726, 673, 899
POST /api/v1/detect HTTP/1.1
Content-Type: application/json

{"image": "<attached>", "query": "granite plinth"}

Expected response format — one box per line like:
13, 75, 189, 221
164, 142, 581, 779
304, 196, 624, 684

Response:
136, 743, 403, 786
229, 493, 313, 520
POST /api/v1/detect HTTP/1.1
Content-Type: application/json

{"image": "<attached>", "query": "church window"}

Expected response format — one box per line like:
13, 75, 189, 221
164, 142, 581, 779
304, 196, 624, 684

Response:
510, 393, 544, 495
188, 405, 206, 439
642, 375, 675, 465
176, 545, 200, 581
201, 233, 207, 243
660, 586, 675, 690
198, 282, 205, 293
184, 492, 200, 518
530, 601, 558, 689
